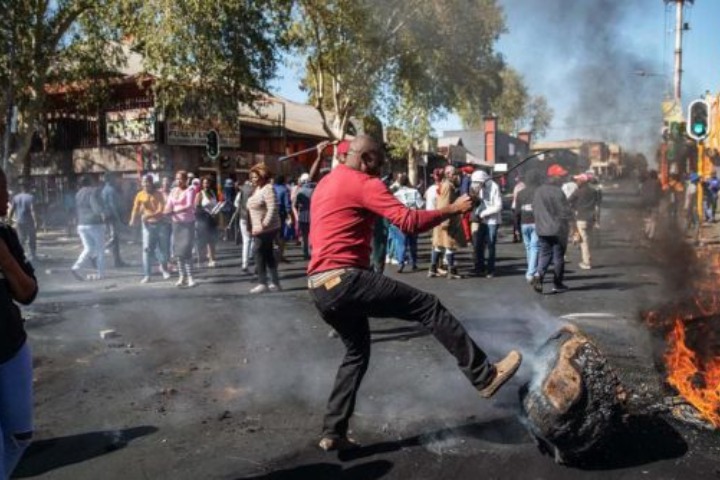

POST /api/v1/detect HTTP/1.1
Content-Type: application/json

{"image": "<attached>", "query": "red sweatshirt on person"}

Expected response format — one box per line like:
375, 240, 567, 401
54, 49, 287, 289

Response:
308, 164, 446, 274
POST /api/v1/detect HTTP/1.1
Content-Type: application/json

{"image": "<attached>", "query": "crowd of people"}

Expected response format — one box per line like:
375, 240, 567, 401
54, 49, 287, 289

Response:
639, 168, 720, 245
0, 149, 607, 296
375, 162, 602, 294
1, 136, 616, 473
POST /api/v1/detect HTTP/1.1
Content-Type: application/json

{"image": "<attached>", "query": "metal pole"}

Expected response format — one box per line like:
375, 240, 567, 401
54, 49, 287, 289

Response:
673, 0, 684, 104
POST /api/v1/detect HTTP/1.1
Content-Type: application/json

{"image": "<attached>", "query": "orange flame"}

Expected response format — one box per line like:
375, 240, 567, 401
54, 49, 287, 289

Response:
665, 319, 720, 427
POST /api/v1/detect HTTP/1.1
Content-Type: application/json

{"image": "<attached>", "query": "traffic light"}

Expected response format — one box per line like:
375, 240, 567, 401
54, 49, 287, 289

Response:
206, 129, 220, 159
687, 100, 711, 141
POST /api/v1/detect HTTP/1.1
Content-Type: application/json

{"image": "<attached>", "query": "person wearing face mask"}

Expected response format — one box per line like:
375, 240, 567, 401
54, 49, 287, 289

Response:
468, 169, 502, 278
307, 135, 522, 452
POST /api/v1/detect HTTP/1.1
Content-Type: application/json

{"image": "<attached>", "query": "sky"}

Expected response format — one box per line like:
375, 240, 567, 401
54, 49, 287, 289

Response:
269, 0, 720, 156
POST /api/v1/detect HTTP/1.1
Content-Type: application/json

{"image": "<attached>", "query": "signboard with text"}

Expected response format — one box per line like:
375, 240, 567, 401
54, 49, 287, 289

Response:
106, 108, 155, 145
166, 119, 241, 148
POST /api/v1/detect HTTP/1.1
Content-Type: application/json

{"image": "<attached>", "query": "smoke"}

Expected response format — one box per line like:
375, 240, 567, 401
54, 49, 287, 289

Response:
235, 289, 567, 451
500, 0, 668, 157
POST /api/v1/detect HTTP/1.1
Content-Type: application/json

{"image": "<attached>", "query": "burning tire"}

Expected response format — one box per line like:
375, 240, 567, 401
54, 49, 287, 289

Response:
519, 325, 628, 465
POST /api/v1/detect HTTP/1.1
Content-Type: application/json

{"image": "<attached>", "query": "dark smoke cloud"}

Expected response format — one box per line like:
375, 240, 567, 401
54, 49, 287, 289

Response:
500, 0, 668, 157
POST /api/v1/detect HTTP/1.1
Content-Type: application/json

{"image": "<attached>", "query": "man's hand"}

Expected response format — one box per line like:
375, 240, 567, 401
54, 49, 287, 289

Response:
450, 194, 473, 214
316, 140, 331, 154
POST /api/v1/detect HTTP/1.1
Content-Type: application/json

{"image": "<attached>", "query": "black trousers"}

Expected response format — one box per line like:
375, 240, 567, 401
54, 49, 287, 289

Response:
253, 231, 277, 285
537, 235, 567, 286
309, 269, 493, 439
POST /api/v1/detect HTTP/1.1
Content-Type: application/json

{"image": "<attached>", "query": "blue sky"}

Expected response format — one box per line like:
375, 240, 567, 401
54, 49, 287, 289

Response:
270, 1, 720, 150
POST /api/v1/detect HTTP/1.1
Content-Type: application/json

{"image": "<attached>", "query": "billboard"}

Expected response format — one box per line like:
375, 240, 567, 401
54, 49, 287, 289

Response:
105, 108, 156, 145
166, 119, 241, 148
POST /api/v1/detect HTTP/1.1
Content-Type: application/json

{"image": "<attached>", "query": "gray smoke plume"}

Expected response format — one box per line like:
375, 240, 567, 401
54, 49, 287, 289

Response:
500, 0, 673, 157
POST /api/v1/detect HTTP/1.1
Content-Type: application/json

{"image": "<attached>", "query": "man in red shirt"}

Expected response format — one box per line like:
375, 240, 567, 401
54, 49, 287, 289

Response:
308, 135, 523, 451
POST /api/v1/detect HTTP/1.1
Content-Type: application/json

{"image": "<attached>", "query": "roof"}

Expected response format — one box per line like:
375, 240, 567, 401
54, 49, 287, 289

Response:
443, 129, 485, 161
437, 136, 463, 148
238, 94, 355, 139
44, 40, 347, 140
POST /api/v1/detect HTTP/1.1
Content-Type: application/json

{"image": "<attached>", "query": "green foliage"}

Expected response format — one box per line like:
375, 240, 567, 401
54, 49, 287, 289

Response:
287, 0, 507, 140
121, 0, 291, 120
0, 0, 290, 174
458, 67, 553, 138
525, 95, 553, 139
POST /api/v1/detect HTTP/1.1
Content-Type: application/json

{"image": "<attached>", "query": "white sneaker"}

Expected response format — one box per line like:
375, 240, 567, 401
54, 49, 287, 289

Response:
160, 268, 171, 280
140, 276, 150, 284
186, 277, 197, 288
268, 283, 281, 292
250, 284, 268, 294
207, 260, 217, 268
175, 276, 186, 287
578, 262, 592, 270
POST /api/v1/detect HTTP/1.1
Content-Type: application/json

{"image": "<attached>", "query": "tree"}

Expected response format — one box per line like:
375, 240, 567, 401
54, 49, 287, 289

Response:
458, 67, 553, 139
385, 95, 433, 185
524, 95, 553, 139
287, 0, 507, 150
1, 0, 100, 176
122, 0, 290, 120
1, 0, 290, 176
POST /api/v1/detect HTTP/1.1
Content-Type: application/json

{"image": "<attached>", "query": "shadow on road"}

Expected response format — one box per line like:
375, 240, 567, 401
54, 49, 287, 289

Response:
572, 414, 688, 470
569, 281, 657, 292
337, 416, 529, 462
13, 425, 158, 477
237, 460, 393, 480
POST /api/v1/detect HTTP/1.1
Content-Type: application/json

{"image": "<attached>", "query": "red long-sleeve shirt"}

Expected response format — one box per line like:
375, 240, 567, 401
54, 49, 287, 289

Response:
308, 164, 445, 274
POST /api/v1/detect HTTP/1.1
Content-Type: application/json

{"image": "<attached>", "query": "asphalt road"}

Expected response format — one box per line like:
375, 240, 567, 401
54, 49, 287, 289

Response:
12, 180, 720, 480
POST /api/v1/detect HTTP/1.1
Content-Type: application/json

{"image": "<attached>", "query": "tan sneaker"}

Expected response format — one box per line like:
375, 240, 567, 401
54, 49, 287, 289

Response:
318, 436, 360, 452
477, 350, 522, 398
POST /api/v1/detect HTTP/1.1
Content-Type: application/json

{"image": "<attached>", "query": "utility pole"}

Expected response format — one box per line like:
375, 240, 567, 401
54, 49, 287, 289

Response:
658, 1, 693, 189
667, 0, 694, 105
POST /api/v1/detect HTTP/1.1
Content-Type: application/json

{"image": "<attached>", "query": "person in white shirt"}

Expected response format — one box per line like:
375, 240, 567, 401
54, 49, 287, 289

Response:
393, 174, 424, 272
424, 168, 443, 211
469, 170, 503, 278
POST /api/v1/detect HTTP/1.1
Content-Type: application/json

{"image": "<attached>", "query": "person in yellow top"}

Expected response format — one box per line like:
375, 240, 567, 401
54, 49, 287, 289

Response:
129, 175, 171, 283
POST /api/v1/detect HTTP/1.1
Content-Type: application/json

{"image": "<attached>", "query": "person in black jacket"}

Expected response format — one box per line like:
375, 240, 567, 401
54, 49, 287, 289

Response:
569, 174, 599, 269
0, 167, 38, 479
531, 164, 574, 294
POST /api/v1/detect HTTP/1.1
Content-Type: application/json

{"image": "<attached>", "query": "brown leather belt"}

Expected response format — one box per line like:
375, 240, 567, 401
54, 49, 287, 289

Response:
307, 268, 348, 290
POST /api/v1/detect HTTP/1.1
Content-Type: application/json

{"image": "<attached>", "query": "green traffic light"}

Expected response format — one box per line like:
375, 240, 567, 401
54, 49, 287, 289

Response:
687, 100, 711, 140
